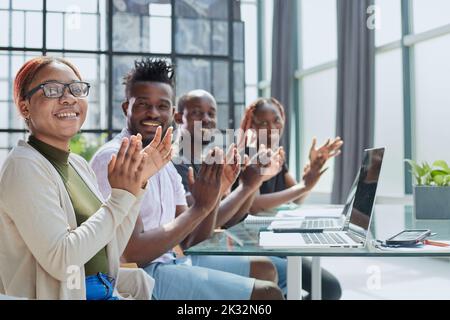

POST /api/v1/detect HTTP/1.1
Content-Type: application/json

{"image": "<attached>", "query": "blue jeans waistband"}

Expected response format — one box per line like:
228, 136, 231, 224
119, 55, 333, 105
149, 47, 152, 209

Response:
85, 273, 119, 300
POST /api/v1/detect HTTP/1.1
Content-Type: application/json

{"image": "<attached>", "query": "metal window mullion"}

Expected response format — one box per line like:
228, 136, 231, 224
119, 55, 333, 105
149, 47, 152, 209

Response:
107, 0, 113, 140
401, 0, 414, 195
43, 0, 47, 55
257, 0, 265, 97
228, 0, 235, 128
171, 0, 176, 97
294, 0, 304, 182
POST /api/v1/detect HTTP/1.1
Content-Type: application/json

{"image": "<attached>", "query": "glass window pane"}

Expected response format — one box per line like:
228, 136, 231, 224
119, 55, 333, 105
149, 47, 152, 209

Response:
241, 3, 257, 84
217, 103, 230, 130
234, 104, 245, 130
176, 58, 212, 99
374, 49, 404, 197
149, 2, 171, 17
11, 11, 24, 47
0, 51, 41, 130
175, 0, 229, 20
47, 0, 98, 13
12, 0, 42, 10
245, 86, 257, 106
113, 1, 170, 53
0, 11, 9, 47
46, 13, 63, 48
150, 17, 171, 53
112, 55, 142, 129
264, 0, 274, 82
113, 12, 146, 52
233, 62, 245, 103
301, 0, 337, 68
375, 0, 402, 46
233, 22, 244, 60
0, 81, 8, 101
414, 35, 450, 163
25, 11, 43, 48
212, 61, 229, 103
413, 0, 450, 34
176, 18, 211, 55
64, 13, 101, 50
212, 21, 228, 55
301, 68, 337, 193
47, 1, 105, 51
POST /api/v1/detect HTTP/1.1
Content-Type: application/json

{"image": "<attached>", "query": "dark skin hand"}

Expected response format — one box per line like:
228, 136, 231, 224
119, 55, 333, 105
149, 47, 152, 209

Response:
122, 148, 223, 267
249, 137, 343, 213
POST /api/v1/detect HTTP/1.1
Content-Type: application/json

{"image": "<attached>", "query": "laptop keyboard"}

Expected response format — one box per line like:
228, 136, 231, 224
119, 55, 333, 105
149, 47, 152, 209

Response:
300, 220, 335, 229
302, 232, 346, 245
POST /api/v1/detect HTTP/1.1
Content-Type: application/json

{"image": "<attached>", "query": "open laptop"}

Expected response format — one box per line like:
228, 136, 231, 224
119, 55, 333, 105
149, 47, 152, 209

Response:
269, 175, 359, 232
260, 147, 385, 248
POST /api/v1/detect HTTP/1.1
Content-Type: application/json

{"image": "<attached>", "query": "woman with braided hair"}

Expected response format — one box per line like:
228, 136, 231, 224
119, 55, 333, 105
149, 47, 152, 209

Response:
238, 97, 343, 213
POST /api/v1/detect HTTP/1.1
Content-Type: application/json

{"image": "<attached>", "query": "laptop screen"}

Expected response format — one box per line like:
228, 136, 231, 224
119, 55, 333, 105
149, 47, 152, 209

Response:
347, 148, 385, 239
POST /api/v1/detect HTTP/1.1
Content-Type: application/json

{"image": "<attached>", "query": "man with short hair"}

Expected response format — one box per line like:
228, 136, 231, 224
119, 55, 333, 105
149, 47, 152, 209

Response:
90, 58, 283, 300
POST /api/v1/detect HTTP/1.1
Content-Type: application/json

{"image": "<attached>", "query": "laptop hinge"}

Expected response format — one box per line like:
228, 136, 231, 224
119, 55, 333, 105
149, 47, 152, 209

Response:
347, 231, 364, 244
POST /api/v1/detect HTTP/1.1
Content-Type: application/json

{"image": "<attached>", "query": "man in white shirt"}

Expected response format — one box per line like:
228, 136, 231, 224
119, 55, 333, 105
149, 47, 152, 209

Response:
90, 58, 283, 300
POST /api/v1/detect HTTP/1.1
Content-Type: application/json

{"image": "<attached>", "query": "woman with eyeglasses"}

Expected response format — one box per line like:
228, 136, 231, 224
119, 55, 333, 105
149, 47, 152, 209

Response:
0, 56, 173, 300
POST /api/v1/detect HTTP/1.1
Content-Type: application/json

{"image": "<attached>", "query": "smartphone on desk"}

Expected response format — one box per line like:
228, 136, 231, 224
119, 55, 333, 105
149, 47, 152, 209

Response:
385, 229, 431, 246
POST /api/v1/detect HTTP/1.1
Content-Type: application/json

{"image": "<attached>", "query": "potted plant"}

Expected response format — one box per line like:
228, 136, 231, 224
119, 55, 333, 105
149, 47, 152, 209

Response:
405, 159, 450, 219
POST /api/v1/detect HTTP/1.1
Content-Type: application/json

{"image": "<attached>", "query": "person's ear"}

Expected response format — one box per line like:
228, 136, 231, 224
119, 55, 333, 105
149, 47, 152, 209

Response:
174, 110, 183, 125
18, 99, 30, 119
122, 101, 129, 117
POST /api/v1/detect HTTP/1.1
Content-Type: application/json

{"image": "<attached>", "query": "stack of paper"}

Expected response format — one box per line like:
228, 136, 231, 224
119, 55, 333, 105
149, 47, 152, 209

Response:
277, 207, 343, 219
259, 231, 305, 248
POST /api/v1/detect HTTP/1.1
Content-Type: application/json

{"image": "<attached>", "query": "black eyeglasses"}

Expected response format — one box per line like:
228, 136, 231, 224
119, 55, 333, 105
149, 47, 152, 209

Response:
25, 81, 91, 100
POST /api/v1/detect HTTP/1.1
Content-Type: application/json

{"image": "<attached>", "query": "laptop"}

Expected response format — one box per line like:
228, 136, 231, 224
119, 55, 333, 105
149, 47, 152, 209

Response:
260, 147, 385, 248
268, 175, 359, 232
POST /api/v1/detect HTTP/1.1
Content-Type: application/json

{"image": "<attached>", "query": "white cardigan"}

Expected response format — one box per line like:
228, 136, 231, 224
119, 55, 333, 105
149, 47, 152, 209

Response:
0, 140, 153, 299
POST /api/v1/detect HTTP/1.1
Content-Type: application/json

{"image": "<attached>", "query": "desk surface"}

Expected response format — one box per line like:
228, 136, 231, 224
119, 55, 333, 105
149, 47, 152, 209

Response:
185, 205, 450, 257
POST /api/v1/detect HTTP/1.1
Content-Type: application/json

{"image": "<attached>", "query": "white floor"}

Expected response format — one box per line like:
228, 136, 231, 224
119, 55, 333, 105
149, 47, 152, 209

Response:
320, 257, 450, 300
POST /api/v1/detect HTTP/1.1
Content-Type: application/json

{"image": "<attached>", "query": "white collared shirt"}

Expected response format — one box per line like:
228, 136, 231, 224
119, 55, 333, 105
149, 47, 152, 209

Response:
90, 129, 187, 264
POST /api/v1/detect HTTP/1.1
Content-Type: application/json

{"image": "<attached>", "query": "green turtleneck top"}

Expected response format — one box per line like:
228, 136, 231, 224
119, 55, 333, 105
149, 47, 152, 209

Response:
28, 135, 109, 276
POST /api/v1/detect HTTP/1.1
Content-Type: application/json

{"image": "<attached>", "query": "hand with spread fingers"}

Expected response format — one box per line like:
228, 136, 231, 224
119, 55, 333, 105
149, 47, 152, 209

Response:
308, 136, 343, 171
220, 143, 241, 195
189, 147, 224, 214
140, 126, 174, 183
108, 135, 147, 196
258, 145, 285, 182
302, 162, 329, 191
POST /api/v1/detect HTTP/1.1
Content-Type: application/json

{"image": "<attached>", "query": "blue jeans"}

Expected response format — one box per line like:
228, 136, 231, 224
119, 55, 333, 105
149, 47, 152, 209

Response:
144, 256, 255, 300
85, 273, 119, 300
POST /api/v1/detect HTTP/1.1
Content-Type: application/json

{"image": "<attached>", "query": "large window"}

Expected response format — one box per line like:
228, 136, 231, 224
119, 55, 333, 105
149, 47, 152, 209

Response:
257, 0, 450, 199
373, 0, 404, 197
297, 0, 338, 194
0, 0, 246, 165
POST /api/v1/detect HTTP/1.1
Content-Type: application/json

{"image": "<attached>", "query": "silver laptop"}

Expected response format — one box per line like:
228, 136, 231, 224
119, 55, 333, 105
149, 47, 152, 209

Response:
292, 175, 359, 231
261, 147, 385, 248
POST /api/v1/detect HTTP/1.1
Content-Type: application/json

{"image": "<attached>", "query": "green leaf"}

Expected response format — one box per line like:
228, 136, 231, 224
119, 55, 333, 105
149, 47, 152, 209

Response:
433, 160, 450, 174
431, 169, 448, 178
433, 175, 445, 186
405, 159, 425, 177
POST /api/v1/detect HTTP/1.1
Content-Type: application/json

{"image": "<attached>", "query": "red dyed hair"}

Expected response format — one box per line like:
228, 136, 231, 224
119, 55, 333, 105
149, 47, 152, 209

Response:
13, 56, 82, 105
238, 97, 286, 147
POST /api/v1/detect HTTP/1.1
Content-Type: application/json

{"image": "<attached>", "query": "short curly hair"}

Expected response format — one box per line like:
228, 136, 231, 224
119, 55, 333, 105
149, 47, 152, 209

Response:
123, 58, 175, 100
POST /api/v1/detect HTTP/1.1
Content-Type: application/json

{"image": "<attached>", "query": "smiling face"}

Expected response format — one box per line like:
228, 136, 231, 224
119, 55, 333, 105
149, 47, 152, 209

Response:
17, 62, 87, 150
175, 93, 217, 145
251, 102, 284, 149
122, 81, 174, 146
